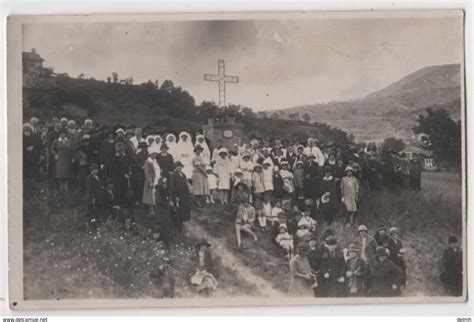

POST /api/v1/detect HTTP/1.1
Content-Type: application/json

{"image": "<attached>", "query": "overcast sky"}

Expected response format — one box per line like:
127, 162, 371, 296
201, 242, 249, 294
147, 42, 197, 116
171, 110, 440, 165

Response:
23, 16, 463, 111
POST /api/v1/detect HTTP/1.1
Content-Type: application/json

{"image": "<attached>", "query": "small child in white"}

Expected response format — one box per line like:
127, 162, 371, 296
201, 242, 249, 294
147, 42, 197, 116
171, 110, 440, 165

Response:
206, 165, 217, 204
298, 207, 317, 232
296, 224, 312, 242
269, 200, 283, 226
262, 195, 272, 226
275, 224, 294, 259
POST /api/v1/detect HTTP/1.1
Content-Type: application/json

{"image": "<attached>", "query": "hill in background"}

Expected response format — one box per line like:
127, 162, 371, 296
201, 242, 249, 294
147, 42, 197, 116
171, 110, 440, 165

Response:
274, 64, 462, 144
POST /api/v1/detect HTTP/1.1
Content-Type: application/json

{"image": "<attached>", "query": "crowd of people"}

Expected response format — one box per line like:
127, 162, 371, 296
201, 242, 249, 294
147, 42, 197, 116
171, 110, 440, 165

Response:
22, 116, 462, 298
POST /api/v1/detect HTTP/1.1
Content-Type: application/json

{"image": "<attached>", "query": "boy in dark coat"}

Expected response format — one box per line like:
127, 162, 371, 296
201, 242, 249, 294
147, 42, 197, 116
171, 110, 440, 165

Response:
388, 227, 407, 287
370, 246, 405, 297
110, 141, 132, 206
345, 244, 367, 296
440, 236, 463, 296
169, 161, 192, 234
319, 236, 346, 297
156, 143, 174, 180
86, 163, 103, 227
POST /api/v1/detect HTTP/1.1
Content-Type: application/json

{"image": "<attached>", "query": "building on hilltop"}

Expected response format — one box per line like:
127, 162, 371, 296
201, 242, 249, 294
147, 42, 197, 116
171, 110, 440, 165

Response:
23, 48, 45, 88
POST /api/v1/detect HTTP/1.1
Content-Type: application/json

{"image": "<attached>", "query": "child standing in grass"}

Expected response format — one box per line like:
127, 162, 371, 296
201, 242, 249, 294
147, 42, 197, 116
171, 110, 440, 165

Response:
269, 200, 283, 238
293, 161, 305, 200
215, 148, 232, 205
262, 161, 274, 199
206, 165, 217, 204
262, 195, 272, 229
252, 164, 265, 199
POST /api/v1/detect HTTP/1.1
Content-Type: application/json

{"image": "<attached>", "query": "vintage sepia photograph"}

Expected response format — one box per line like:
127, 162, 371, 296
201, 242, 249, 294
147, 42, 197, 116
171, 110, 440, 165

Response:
7, 10, 466, 309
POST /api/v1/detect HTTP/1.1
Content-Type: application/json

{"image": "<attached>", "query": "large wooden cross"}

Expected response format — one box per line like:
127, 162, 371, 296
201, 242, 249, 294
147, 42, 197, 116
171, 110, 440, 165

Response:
204, 60, 239, 107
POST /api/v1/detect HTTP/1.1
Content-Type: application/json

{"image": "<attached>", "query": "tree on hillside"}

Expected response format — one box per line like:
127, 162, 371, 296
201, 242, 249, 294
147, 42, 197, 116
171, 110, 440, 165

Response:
112, 72, 118, 83
414, 107, 461, 166
160, 80, 175, 93
381, 137, 406, 152
271, 112, 279, 119
288, 112, 300, 121
107, 76, 111, 83
303, 112, 311, 123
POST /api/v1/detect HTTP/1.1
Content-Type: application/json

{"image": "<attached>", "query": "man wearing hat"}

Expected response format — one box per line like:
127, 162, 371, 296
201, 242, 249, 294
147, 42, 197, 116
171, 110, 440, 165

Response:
345, 244, 368, 296
440, 236, 463, 296
319, 236, 346, 297
169, 161, 192, 234
304, 138, 325, 167
23, 122, 43, 180
110, 140, 132, 207
99, 130, 116, 178
130, 141, 148, 205
370, 246, 404, 297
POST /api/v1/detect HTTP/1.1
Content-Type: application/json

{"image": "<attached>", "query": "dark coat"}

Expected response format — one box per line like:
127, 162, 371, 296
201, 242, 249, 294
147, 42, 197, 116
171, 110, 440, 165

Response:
303, 160, 321, 199
155, 185, 174, 243
86, 174, 103, 207
272, 173, 285, 198
320, 247, 346, 297
370, 259, 405, 296
345, 257, 367, 295
441, 247, 463, 296
156, 153, 174, 178
100, 139, 116, 178
169, 170, 192, 223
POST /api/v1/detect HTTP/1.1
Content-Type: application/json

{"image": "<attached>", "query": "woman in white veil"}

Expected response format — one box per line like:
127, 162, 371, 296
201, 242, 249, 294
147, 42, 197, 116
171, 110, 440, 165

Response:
176, 131, 194, 180
154, 135, 163, 151
195, 134, 211, 165
165, 133, 178, 159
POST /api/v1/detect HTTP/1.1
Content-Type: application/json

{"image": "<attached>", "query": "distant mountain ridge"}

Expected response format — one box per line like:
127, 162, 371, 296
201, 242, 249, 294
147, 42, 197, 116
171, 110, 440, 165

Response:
275, 64, 462, 143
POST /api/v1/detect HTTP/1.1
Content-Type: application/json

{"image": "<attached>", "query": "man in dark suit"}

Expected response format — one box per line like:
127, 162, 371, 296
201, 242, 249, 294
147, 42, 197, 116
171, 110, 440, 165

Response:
440, 236, 463, 296
303, 155, 321, 204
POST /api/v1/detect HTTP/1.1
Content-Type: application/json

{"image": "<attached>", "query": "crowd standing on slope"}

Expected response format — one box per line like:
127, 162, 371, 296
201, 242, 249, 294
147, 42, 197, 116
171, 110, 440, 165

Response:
22, 116, 463, 297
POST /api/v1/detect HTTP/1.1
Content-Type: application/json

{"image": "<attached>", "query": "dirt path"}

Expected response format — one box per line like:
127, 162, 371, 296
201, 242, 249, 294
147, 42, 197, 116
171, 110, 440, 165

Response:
186, 218, 285, 297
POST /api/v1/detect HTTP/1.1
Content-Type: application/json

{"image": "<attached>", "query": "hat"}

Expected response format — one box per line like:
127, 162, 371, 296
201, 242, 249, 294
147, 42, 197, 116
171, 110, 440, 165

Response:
160, 143, 169, 150
194, 144, 204, 153
263, 159, 272, 166
273, 166, 279, 171
90, 163, 99, 170
115, 128, 125, 135
323, 166, 332, 173
375, 246, 388, 258
205, 165, 213, 171
174, 161, 184, 168
242, 152, 251, 159
84, 119, 93, 125
295, 160, 304, 166
347, 244, 360, 254
297, 145, 304, 150
307, 154, 316, 159
234, 168, 243, 175
60, 117, 68, 123
158, 176, 167, 185
376, 224, 387, 232
195, 238, 211, 248
253, 164, 262, 170
389, 227, 399, 235
344, 166, 354, 173
81, 134, 90, 141
357, 224, 368, 233
322, 229, 335, 239
449, 236, 459, 244
325, 236, 338, 246
278, 224, 288, 232
218, 148, 228, 155
280, 161, 289, 166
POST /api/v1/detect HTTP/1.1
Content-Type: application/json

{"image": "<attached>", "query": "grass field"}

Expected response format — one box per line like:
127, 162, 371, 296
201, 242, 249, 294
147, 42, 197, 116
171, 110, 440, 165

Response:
22, 171, 463, 299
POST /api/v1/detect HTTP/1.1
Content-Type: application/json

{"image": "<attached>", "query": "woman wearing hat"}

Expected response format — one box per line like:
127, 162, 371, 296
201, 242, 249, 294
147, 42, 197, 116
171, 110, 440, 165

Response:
275, 224, 294, 258
288, 243, 314, 297
344, 244, 367, 296
143, 145, 161, 216
50, 128, 74, 191
370, 246, 405, 297
215, 148, 232, 205
341, 166, 360, 226
303, 154, 321, 204
192, 145, 210, 207
441, 236, 463, 296
156, 143, 174, 181
320, 166, 338, 225
388, 227, 406, 288
169, 161, 192, 233
239, 152, 254, 191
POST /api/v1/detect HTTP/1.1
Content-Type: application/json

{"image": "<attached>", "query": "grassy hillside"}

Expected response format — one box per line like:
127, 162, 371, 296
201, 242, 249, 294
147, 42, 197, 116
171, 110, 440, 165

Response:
23, 171, 463, 299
